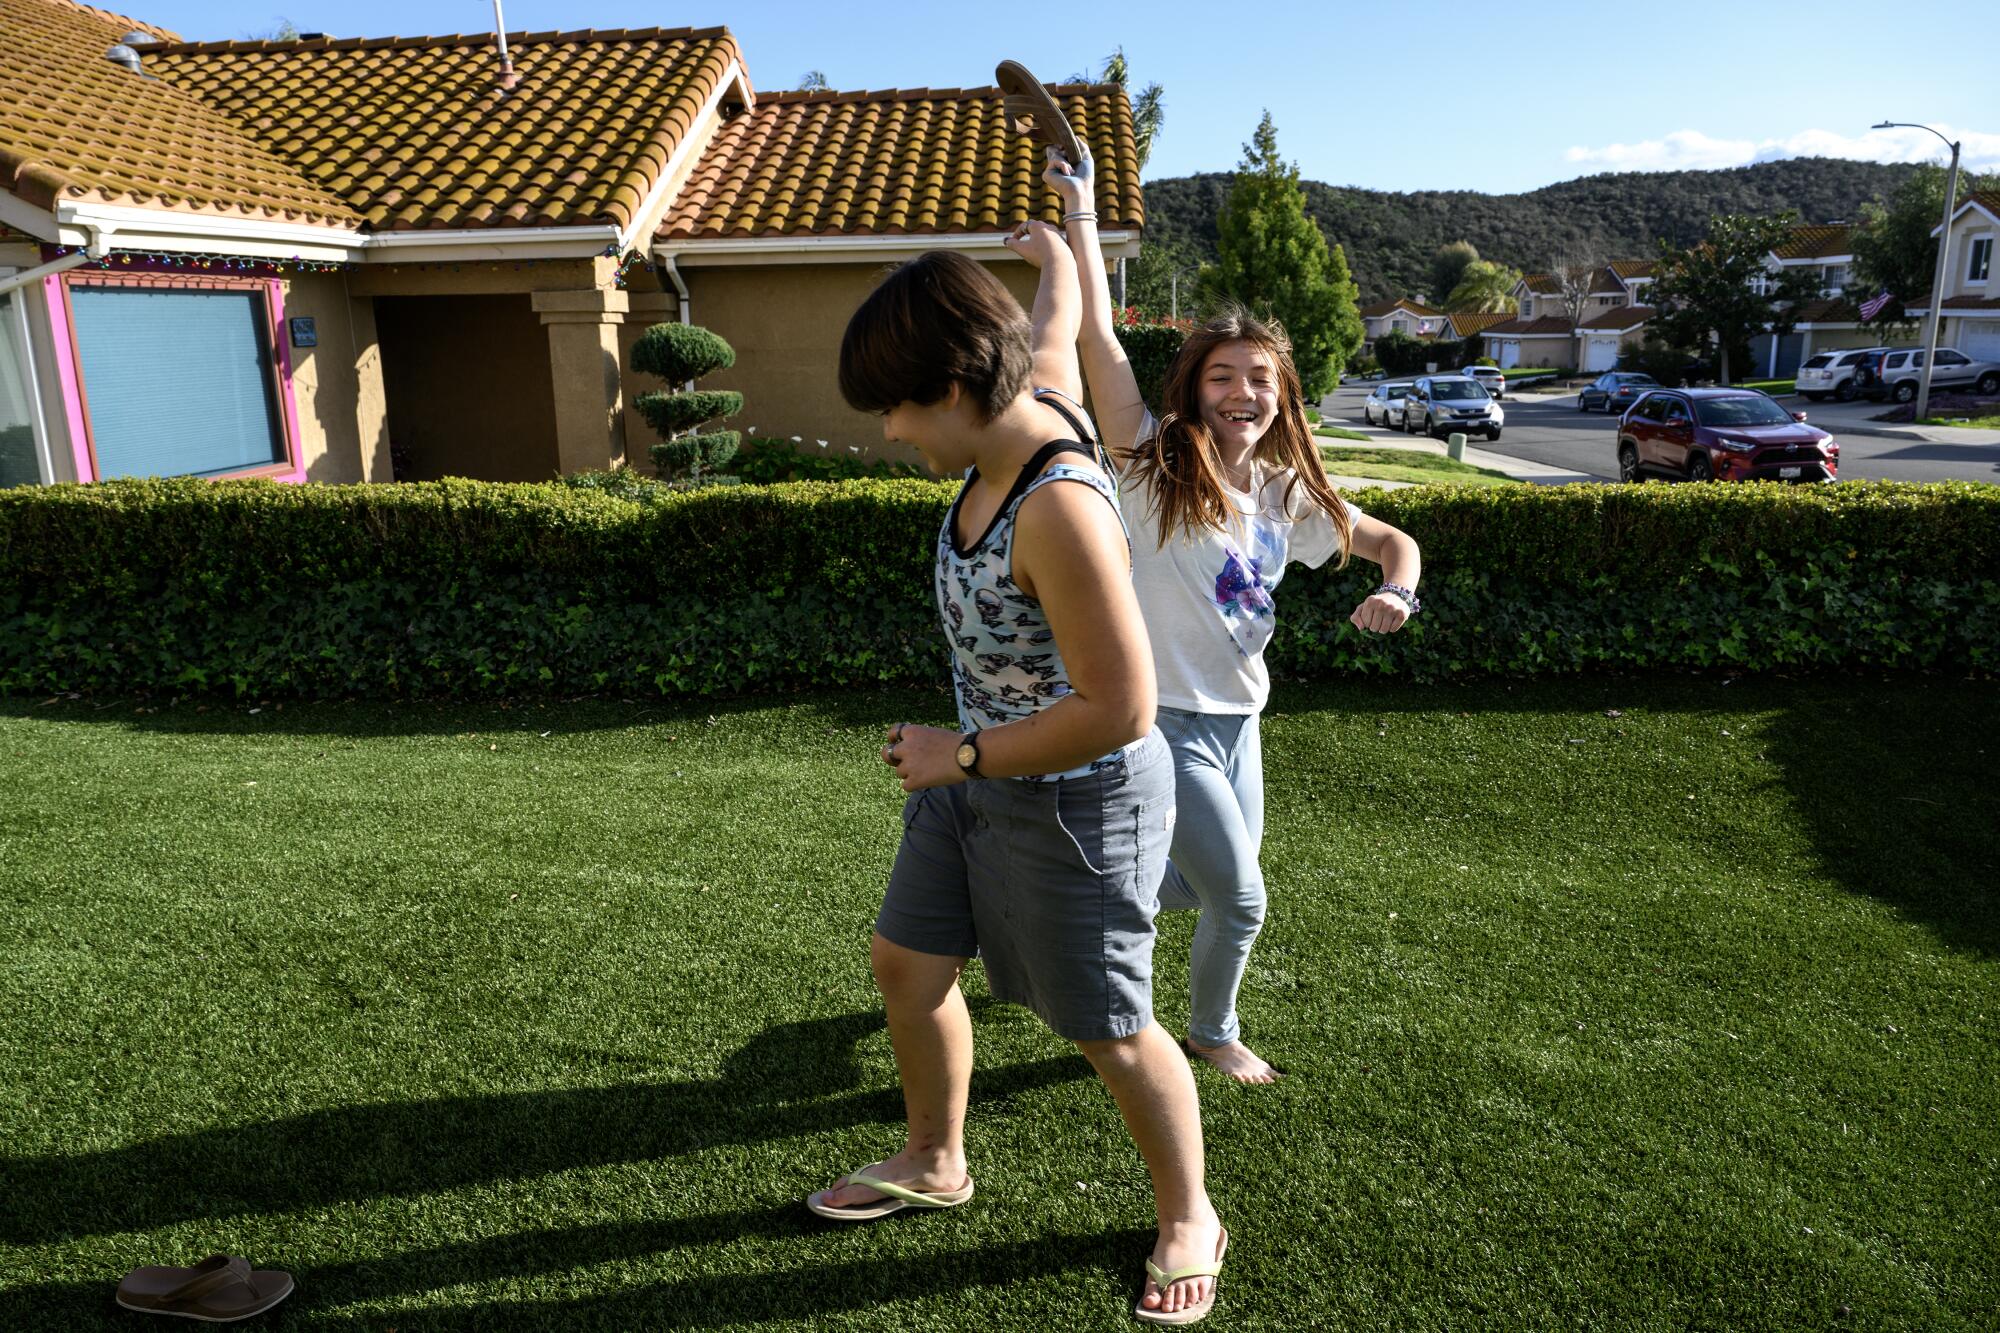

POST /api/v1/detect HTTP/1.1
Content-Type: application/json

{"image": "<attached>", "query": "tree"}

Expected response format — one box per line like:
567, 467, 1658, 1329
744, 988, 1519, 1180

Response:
1446, 260, 1525, 313
244, 16, 299, 40
1125, 238, 1204, 321
1430, 241, 1479, 306
797, 70, 830, 92
632, 323, 742, 483
1204, 112, 1361, 397
1646, 213, 1805, 384
1852, 162, 1999, 336
1070, 47, 1165, 171
1548, 247, 1603, 329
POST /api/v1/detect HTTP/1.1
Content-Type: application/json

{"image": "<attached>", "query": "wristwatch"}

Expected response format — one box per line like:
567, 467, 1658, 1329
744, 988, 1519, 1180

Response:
955, 731, 983, 779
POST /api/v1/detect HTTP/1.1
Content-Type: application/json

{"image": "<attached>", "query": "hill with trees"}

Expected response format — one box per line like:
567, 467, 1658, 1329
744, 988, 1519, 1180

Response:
1140, 158, 1918, 304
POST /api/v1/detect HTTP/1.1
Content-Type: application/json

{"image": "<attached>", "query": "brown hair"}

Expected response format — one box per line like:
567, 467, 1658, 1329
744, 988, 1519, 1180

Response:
1130, 307, 1353, 564
838, 251, 1032, 421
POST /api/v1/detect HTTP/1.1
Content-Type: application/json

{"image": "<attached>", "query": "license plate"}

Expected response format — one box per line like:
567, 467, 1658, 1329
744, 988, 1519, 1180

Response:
1780, 466, 1802, 478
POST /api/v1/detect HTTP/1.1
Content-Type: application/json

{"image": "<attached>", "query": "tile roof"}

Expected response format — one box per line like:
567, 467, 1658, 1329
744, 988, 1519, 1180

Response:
1790, 298, 1861, 323
660, 84, 1142, 239
1939, 295, 2000, 310
1520, 272, 1561, 295
1771, 223, 1853, 261
0, 0, 356, 223
1482, 315, 1576, 337
1359, 297, 1442, 318
1608, 259, 1657, 279
1444, 311, 1512, 336
52, 0, 176, 40
143, 26, 744, 231
1576, 304, 1654, 332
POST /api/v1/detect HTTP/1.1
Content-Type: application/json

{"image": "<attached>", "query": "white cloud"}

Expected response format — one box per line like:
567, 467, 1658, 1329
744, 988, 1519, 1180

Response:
1564, 125, 2000, 175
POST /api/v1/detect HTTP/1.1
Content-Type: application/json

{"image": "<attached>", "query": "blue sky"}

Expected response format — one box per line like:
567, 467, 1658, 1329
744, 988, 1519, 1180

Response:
138, 0, 1998, 194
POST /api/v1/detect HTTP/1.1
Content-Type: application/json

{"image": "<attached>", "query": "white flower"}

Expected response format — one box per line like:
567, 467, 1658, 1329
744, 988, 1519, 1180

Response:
816, 439, 828, 448
848, 445, 860, 454
747, 425, 757, 435
791, 435, 803, 442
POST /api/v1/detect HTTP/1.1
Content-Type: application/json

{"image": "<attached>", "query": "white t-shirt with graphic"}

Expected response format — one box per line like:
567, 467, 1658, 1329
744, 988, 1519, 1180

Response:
1120, 411, 1361, 715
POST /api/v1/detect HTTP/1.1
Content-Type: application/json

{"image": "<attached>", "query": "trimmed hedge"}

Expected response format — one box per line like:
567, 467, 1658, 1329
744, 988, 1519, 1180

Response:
1, 478, 1995, 698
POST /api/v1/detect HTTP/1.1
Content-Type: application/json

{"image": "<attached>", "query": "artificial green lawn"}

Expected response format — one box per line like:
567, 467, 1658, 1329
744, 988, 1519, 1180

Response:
2, 677, 1995, 1331
1317, 442, 1518, 488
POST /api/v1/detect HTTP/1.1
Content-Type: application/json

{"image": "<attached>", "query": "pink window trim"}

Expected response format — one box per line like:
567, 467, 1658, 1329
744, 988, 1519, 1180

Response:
47, 271, 306, 484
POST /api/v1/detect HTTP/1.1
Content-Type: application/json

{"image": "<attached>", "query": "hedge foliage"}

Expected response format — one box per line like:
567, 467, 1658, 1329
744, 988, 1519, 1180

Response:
1, 478, 1994, 698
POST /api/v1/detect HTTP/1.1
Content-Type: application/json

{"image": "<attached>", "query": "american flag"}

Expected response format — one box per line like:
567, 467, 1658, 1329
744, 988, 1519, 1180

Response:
1859, 290, 1895, 321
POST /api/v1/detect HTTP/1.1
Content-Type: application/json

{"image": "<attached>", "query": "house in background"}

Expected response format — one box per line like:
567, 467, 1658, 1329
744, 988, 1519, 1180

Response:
0, 0, 1141, 487
1903, 191, 2000, 364
1749, 223, 1875, 376
1358, 297, 1443, 351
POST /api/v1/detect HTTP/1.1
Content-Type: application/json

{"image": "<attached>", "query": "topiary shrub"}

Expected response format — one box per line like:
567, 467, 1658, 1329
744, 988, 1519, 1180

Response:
632, 323, 743, 482
1113, 312, 1191, 411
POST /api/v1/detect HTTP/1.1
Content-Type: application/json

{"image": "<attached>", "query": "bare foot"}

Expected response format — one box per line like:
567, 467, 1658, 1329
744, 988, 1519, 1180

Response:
1138, 1216, 1227, 1319
808, 1149, 968, 1214
1186, 1038, 1282, 1084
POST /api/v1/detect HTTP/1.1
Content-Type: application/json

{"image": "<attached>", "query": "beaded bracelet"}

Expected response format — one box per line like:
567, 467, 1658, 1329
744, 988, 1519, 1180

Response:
1376, 582, 1421, 615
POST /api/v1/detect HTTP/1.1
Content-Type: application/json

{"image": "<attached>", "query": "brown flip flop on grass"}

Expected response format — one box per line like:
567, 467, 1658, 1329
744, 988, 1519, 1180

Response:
995, 59, 1086, 168
115, 1254, 294, 1323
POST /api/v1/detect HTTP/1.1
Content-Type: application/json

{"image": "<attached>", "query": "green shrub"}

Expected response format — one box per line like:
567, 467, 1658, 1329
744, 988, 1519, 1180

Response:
631, 323, 735, 383
1475, 356, 1498, 368
633, 322, 742, 483
1114, 317, 1189, 411
732, 436, 923, 484
2, 479, 1995, 698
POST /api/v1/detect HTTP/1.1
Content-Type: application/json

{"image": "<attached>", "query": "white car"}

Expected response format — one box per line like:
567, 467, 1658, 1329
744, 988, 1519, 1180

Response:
1796, 347, 1887, 402
1363, 380, 1414, 428
1460, 365, 1506, 399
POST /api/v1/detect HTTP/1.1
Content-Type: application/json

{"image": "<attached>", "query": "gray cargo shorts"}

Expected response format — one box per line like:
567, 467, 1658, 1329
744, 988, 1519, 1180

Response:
876, 728, 1174, 1043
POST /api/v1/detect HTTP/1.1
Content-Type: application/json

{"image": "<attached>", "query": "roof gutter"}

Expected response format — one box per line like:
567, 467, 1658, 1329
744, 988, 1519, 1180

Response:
657, 229, 1139, 267
0, 221, 111, 297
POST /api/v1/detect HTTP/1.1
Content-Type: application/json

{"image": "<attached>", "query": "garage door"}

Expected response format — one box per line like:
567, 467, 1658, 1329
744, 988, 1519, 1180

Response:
1496, 340, 1519, 368
1960, 325, 2000, 362
1583, 337, 1620, 371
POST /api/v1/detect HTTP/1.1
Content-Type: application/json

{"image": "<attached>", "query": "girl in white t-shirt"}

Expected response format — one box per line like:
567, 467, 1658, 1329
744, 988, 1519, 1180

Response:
1018, 153, 1424, 1084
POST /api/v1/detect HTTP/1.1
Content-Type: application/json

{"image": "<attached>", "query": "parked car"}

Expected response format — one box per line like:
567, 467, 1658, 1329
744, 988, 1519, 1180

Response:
1363, 380, 1414, 428
1857, 347, 2000, 402
1460, 365, 1507, 398
1404, 375, 1504, 441
1616, 388, 1838, 484
1795, 346, 1888, 402
1577, 371, 1658, 413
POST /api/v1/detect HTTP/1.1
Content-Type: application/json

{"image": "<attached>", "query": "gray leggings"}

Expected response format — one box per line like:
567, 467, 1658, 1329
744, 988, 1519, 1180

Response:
1154, 707, 1265, 1048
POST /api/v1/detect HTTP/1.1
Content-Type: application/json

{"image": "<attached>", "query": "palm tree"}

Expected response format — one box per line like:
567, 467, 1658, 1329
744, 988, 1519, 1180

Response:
1072, 48, 1165, 171
1446, 261, 1524, 314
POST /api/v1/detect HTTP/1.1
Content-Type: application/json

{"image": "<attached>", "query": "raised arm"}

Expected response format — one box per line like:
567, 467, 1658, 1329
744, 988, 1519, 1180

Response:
1002, 219, 1083, 404
1044, 149, 1151, 460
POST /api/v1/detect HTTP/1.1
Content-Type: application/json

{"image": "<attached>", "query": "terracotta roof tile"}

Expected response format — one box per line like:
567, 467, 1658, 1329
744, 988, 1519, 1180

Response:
51, 0, 176, 40
1576, 304, 1654, 332
1359, 297, 1441, 318
1608, 259, 1656, 279
143, 24, 743, 232
1520, 272, 1562, 295
0, 0, 355, 223
1771, 223, 1853, 260
1482, 315, 1575, 337
662, 84, 1142, 239
1938, 295, 2000, 310
1444, 311, 1512, 336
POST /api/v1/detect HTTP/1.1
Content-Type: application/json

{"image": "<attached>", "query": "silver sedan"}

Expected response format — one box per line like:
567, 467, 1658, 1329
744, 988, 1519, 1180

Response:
1363, 380, 1415, 429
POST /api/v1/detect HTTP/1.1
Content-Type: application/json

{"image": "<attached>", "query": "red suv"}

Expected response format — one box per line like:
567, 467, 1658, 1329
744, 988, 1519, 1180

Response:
1616, 388, 1839, 483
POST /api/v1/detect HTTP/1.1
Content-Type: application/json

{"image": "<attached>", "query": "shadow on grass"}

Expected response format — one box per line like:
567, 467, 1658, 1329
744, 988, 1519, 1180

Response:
0, 683, 957, 742
0, 1220, 1153, 1330
0, 1006, 1094, 1249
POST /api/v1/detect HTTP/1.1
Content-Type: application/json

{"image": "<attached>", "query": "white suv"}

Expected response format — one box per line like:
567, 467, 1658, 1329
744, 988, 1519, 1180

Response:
1460, 365, 1506, 399
1862, 347, 2000, 403
1796, 347, 1886, 402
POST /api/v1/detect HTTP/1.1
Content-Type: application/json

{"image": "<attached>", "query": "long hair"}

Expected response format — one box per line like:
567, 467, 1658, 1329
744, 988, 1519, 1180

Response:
1129, 307, 1354, 565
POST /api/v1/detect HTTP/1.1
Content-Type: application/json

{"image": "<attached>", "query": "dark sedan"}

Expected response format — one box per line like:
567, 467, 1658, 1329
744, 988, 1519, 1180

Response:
1578, 372, 1658, 413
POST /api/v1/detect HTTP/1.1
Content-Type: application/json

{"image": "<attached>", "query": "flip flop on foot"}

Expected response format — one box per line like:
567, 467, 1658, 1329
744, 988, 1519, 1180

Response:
1185, 1037, 1283, 1084
995, 59, 1087, 168
115, 1254, 293, 1323
805, 1161, 974, 1222
1135, 1228, 1228, 1326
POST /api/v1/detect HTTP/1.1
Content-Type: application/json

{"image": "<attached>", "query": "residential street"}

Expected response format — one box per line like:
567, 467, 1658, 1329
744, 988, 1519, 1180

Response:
1321, 383, 2000, 485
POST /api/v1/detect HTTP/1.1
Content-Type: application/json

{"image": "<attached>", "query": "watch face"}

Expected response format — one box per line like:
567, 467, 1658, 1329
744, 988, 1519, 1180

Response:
956, 743, 978, 769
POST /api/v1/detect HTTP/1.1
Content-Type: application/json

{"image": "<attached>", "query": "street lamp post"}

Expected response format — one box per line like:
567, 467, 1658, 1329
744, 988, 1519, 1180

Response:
1873, 121, 1961, 423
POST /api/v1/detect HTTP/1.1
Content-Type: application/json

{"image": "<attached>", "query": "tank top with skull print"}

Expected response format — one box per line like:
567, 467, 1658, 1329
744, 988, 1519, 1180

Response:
935, 396, 1133, 783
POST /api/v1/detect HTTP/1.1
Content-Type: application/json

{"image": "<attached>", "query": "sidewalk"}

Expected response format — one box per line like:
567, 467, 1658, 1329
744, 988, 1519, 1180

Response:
1777, 398, 2000, 446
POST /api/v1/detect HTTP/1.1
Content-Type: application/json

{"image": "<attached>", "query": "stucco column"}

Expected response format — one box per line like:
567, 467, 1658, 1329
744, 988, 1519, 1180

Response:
532, 288, 629, 474
619, 293, 679, 475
